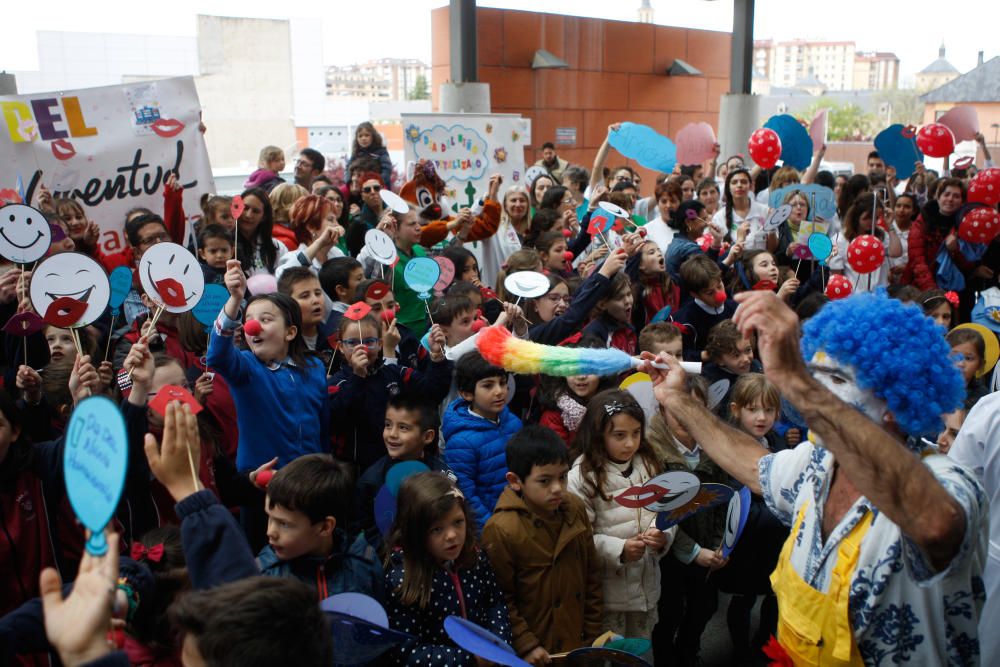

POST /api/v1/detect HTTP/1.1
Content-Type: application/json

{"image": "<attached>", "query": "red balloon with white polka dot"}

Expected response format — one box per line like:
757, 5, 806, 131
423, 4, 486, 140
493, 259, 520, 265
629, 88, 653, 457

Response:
968, 168, 1000, 207
958, 206, 1000, 245
825, 274, 853, 300
914, 123, 955, 158
747, 128, 782, 169
846, 234, 885, 274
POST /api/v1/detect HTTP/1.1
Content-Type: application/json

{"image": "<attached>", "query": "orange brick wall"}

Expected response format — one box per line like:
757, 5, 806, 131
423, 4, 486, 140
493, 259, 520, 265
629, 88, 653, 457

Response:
431, 7, 731, 188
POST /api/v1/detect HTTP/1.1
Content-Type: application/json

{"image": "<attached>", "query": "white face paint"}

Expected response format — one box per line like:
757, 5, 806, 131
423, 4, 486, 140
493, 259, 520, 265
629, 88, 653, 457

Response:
807, 350, 887, 444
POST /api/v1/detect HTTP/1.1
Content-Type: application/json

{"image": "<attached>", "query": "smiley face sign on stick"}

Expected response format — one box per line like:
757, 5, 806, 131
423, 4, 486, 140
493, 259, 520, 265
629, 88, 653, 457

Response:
138, 243, 205, 313
30, 252, 111, 328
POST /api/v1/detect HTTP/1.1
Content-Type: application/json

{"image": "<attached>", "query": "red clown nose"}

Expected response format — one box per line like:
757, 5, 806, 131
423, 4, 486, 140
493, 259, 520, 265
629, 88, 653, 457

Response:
243, 319, 262, 337
714, 290, 727, 305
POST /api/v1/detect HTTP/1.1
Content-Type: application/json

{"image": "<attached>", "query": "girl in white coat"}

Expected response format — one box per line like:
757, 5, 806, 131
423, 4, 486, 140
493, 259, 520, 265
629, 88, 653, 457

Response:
568, 389, 676, 651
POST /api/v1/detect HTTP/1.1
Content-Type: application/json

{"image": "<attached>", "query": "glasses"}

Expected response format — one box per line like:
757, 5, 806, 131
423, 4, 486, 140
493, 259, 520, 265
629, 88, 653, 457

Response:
138, 231, 169, 247
362, 185, 382, 193
342, 337, 380, 347
544, 294, 572, 304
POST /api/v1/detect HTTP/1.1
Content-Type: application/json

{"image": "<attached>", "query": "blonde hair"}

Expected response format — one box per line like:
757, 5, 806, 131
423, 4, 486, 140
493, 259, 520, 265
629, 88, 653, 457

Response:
771, 166, 801, 191
501, 184, 531, 227
728, 373, 781, 418
258, 145, 284, 168
269, 183, 310, 225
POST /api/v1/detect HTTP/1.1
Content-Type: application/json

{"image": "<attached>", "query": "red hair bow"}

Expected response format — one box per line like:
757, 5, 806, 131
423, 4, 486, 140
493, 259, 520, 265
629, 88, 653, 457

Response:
945, 291, 960, 307
131, 543, 164, 563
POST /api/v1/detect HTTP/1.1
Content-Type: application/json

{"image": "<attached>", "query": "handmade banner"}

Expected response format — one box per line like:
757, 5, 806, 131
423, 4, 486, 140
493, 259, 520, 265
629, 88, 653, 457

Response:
0, 77, 214, 255
402, 113, 530, 212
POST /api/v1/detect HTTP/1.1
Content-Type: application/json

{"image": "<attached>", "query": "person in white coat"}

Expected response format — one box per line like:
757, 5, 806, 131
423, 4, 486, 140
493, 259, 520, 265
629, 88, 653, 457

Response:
566, 389, 675, 658
949, 390, 1000, 666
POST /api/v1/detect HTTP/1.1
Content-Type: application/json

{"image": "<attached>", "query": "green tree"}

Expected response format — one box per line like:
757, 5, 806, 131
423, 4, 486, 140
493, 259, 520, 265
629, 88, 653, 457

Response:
796, 99, 878, 141
408, 75, 429, 101
872, 88, 924, 128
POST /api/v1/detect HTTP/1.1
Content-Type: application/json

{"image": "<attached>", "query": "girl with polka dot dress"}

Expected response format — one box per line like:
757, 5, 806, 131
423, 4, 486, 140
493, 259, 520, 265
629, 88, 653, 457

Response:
385, 472, 511, 665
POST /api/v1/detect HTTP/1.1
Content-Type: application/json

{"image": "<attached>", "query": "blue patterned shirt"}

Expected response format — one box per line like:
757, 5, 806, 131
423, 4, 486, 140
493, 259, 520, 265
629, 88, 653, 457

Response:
759, 442, 987, 665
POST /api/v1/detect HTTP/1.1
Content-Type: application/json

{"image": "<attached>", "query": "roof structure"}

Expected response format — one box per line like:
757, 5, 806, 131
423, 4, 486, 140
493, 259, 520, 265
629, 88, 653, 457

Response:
922, 56, 1000, 103
919, 44, 959, 75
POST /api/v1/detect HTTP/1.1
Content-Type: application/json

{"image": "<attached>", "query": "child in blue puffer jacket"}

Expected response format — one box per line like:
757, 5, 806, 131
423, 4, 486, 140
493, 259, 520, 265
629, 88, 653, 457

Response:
442, 351, 521, 531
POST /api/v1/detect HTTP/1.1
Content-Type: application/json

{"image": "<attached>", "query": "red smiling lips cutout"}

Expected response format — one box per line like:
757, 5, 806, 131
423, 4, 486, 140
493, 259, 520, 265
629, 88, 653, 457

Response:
155, 278, 188, 307
151, 118, 185, 138
148, 384, 204, 417
45, 297, 87, 327
51, 139, 76, 161
614, 484, 668, 509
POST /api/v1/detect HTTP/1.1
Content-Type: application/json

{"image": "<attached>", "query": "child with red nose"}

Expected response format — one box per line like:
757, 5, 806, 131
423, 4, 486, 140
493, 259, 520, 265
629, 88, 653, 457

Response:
673, 254, 738, 362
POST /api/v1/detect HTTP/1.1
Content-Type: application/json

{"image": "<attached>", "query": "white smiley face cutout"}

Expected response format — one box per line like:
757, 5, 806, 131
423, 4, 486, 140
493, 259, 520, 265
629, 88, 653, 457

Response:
644, 470, 701, 513
138, 242, 205, 313
723, 490, 744, 551
29, 252, 110, 328
365, 229, 398, 266
0, 204, 53, 264
503, 271, 550, 299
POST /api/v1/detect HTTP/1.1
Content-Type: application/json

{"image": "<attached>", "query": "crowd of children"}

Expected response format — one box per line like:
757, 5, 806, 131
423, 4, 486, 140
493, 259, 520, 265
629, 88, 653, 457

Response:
1, 119, 999, 667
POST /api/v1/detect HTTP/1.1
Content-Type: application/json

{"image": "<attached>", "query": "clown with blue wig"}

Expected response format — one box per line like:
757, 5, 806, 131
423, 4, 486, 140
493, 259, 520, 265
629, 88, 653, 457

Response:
640, 289, 986, 666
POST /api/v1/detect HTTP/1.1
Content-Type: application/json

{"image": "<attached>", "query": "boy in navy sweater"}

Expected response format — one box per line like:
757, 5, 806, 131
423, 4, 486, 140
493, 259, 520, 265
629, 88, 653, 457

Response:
673, 254, 737, 361
354, 394, 455, 551
328, 314, 452, 473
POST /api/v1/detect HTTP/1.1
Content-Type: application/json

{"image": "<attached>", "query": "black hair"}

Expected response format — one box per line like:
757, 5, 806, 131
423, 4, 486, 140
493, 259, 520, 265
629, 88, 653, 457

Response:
169, 577, 333, 667
314, 185, 349, 226
319, 256, 363, 302
237, 187, 278, 272
611, 180, 636, 193
815, 170, 835, 189
441, 246, 479, 284
386, 394, 441, 451
197, 223, 234, 248
266, 453, 354, 525
506, 425, 570, 481
541, 141, 555, 150
245, 293, 314, 370
125, 212, 166, 247
525, 208, 560, 248
446, 280, 480, 301
539, 185, 569, 211
277, 266, 319, 296
352, 122, 385, 154
669, 199, 706, 233
299, 147, 325, 173
455, 350, 506, 394
795, 292, 829, 322
349, 155, 381, 177
431, 294, 475, 327
723, 167, 752, 236
867, 150, 882, 162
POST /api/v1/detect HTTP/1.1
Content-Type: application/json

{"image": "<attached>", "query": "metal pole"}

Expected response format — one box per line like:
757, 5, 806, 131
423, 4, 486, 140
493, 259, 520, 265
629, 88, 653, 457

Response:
449, 0, 478, 84
729, 0, 755, 95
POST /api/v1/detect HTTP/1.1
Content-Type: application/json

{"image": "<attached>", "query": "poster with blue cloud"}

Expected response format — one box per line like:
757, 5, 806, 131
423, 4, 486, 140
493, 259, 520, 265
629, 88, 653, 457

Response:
401, 113, 531, 212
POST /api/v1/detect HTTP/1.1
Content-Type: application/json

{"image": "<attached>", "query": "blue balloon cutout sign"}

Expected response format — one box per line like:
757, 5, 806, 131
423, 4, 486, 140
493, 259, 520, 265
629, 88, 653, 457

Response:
193, 283, 230, 327
403, 257, 441, 300
64, 396, 128, 555
807, 233, 833, 265
108, 266, 132, 316
763, 115, 813, 171
874, 124, 923, 180
768, 184, 837, 221
608, 122, 677, 173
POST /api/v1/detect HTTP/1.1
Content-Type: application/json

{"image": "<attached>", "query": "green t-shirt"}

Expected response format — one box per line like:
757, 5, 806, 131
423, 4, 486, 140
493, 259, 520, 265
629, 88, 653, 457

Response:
394, 244, 429, 336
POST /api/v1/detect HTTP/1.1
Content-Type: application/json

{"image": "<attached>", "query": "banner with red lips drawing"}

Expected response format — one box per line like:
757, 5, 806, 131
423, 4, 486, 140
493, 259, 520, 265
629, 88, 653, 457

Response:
1, 77, 214, 256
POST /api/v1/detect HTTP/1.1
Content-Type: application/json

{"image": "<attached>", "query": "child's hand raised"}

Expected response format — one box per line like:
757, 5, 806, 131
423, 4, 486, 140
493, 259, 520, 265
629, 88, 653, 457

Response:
348, 344, 371, 378
223, 259, 246, 319
621, 535, 646, 563
382, 315, 401, 355
143, 401, 201, 502
777, 277, 800, 302
16, 365, 42, 403
427, 324, 446, 362
599, 247, 627, 278
123, 335, 155, 398
69, 354, 99, 405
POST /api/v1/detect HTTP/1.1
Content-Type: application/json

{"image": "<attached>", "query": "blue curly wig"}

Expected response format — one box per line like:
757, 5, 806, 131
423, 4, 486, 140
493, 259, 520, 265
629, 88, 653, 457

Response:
801, 290, 964, 436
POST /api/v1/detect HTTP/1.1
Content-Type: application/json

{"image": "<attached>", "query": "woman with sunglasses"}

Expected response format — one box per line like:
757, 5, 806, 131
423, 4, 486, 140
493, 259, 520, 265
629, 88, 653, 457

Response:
344, 172, 388, 257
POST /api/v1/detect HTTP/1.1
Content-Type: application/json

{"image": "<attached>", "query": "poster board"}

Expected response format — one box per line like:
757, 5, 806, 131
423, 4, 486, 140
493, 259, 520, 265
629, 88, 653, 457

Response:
401, 113, 530, 211
0, 76, 214, 254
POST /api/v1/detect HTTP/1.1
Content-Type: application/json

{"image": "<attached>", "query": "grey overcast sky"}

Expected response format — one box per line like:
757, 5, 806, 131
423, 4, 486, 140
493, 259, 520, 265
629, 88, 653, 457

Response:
3, 0, 997, 85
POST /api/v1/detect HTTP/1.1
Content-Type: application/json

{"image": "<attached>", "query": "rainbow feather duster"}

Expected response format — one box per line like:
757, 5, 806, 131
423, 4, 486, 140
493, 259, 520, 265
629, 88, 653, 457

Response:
476, 325, 700, 377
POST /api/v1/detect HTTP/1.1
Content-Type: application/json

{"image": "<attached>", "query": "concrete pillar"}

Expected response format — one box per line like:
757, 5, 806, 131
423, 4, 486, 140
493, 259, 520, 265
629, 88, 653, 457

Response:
719, 93, 760, 164
439, 82, 491, 113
